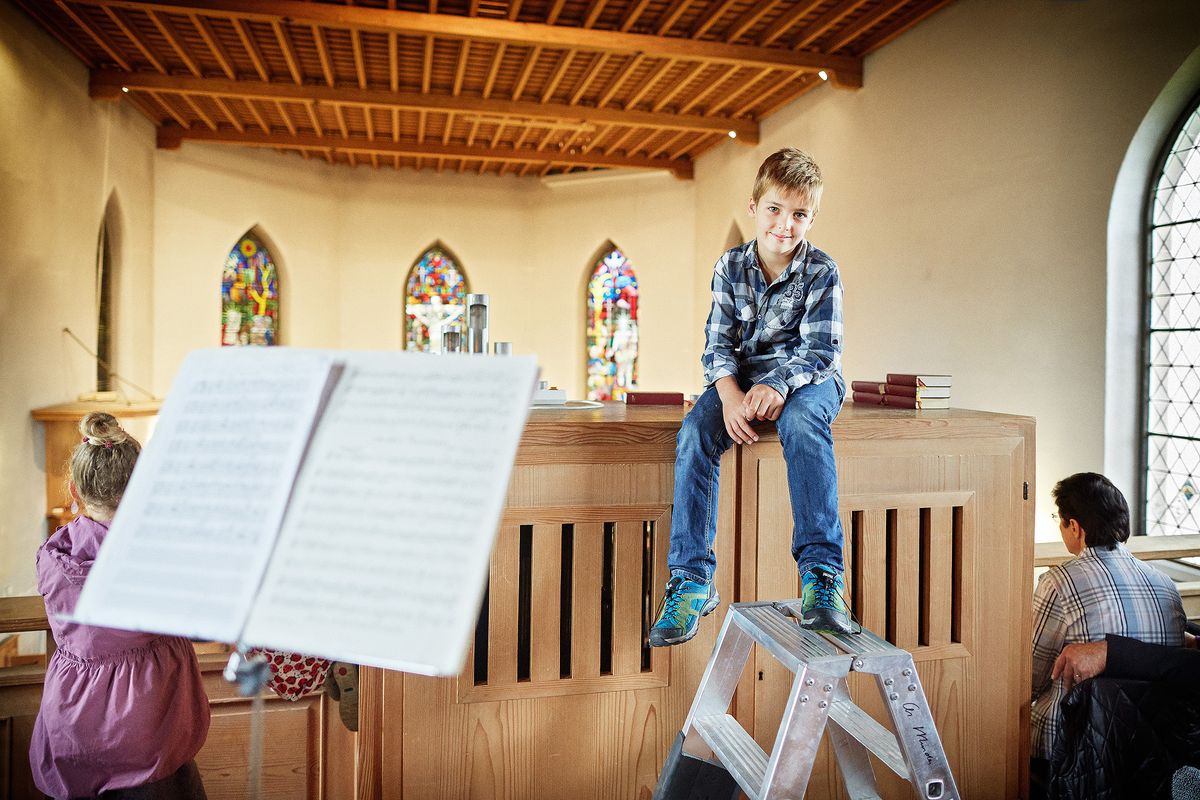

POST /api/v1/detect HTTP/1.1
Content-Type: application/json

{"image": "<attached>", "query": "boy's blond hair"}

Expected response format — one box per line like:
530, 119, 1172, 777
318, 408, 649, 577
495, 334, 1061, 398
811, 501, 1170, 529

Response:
752, 148, 823, 209
69, 412, 140, 517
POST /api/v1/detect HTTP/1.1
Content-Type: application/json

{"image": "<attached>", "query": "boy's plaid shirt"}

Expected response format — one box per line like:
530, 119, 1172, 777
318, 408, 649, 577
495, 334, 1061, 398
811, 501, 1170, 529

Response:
1030, 544, 1185, 759
701, 239, 843, 397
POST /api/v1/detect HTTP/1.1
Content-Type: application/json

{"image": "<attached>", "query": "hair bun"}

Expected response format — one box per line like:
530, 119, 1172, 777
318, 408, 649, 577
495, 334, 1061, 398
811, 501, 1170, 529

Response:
79, 412, 131, 447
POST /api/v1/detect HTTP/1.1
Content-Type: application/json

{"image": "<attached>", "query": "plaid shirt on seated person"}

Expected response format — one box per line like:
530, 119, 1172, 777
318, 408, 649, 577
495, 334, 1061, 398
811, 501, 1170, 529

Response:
701, 239, 844, 398
1030, 543, 1185, 759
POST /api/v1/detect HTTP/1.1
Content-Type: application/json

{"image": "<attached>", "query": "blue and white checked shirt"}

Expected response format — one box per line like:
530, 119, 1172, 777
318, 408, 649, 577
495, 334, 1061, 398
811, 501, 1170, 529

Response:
701, 240, 843, 398
1030, 544, 1185, 759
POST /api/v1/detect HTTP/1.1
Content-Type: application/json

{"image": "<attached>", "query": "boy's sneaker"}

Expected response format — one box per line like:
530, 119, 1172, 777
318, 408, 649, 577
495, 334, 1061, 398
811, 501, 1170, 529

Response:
799, 565, 854, 634
649, 576, 720, 647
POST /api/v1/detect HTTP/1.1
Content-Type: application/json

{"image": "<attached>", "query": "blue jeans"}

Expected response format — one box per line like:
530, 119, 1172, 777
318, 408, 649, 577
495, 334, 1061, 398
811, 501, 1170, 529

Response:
668, 378, 845, 584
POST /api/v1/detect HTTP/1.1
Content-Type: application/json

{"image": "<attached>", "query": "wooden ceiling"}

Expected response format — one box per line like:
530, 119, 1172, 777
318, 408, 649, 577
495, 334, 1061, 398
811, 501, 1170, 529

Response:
14, 0, 952, 178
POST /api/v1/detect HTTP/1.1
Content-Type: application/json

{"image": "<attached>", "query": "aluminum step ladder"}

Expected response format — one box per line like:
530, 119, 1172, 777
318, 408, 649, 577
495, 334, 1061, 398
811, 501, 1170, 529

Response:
656, 599, 960, 800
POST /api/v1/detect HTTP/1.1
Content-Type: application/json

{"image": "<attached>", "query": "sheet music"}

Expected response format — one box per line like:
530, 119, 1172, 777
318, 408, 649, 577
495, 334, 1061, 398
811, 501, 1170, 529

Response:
72, 348, 339, 642
243, 351, 537, 675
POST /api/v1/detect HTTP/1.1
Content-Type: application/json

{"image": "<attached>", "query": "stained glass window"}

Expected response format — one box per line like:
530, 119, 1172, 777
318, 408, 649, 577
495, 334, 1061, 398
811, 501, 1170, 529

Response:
221, 232, 279, 346
405, 243, 469, 352
1145, 100, 1200, 540
586, 247, 639, 401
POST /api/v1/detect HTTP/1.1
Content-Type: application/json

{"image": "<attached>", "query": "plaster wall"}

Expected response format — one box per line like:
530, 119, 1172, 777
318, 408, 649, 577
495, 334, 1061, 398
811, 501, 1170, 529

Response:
152, 147, 696, 399
692, 0, 1200, 541
0, 1, 156, 599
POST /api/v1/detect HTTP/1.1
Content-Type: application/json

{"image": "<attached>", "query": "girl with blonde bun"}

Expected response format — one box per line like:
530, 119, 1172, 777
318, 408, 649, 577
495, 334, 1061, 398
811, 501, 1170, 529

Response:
30, 413, 211, 799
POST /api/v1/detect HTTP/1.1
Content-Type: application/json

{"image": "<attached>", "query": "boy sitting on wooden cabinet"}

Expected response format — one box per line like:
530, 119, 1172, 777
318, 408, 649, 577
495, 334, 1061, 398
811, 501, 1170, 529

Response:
650, 147, 851, 646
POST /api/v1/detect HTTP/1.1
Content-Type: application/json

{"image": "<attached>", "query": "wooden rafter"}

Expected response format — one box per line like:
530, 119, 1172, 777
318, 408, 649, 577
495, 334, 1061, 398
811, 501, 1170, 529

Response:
512, 45, 541, 100
233, 19, 269, 80
826, 0, 910, 52
270, 19, 302, 83
351, 29, 367, 89
147, 10, 201, 76
54, 1, 132, 70
102, 7, 166, 73
725, 0, 779, 43
690, 0, 739, 39
17, 0, 953, 179
757, 0, 823, 47
193, 14, 236, 79
63, 0, 863, 82
312, 24, 335, 86
791, 0, 868, 50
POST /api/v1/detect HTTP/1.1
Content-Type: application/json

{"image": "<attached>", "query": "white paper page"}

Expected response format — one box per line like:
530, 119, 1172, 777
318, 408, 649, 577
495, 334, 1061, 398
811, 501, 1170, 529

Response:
242, 351, 538, 675
72, 348, 339, 642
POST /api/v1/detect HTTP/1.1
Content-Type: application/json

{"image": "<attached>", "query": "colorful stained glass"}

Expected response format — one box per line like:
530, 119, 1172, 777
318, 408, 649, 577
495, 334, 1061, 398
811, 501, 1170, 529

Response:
221, 233, 279, 346
405, 244, 469, 351
586, 248, 639, 401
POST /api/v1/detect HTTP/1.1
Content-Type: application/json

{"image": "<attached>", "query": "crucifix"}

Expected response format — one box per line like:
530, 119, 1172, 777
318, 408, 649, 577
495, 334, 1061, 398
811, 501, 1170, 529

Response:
407, 296, 465, 353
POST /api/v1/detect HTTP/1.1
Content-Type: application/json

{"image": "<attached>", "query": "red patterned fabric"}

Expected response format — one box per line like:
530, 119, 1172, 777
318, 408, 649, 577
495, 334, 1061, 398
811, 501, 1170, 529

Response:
252, 649, 330, 701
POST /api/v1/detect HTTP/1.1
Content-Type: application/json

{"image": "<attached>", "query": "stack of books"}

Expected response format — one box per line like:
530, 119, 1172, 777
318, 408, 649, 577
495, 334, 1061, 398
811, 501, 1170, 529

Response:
851, 373, 952, 409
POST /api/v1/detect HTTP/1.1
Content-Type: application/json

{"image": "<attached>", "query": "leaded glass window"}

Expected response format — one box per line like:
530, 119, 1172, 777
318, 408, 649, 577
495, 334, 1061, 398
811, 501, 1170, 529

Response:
405, 243, 469, 352
221, 232, 280, 346
1145, 100, 1200, 537
586, 247, 639, 401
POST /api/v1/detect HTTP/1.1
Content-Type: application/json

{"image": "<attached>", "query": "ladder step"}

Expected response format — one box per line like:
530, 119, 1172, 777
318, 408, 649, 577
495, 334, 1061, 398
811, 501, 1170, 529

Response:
819, 625, 896, 656
828, 700, 908, 779
692, 714, 767, 800
733, 604, 839, 672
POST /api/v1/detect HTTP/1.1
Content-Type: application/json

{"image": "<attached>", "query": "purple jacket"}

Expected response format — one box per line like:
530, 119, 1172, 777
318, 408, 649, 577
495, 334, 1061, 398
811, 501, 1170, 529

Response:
30, 515, 211, 799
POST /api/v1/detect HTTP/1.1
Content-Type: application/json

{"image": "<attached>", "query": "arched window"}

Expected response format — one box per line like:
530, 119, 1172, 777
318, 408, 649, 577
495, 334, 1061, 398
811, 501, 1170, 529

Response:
405, 242, 469, 352
1145, 98, 1200, 537
221, 230, 280, 346
96, 208, 114, 391
585, 245, 639, 401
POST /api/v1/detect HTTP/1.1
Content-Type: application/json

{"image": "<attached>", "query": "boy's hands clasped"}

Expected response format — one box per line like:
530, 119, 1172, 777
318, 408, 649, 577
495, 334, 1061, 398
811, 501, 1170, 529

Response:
715, 377, 785, 445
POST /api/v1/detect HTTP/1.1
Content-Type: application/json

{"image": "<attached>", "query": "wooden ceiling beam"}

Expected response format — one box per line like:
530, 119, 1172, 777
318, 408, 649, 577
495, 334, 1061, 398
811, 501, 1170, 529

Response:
790, 0, 868, 50
159, 127, 694, 177
94, 70, 760, 140
582, 0, 609, 29
569, 52, 609, 106
351, 30, 367, 89
756, 0, 822, 47
649, 61, 704, 112
312, 25, 335, 86
482, 43, 507, 99
507, 0, 524, 21
66, 0, 861, 82
244, 97, 271, 133
618, 0, 652, 32
233, 19, 269, 80
102, 7, 166, 73
389, 32, 399, 91
11, 0, 97, 67
596, 53, 641, 108
212, 95, 243, 131
452, 40, 470, 95
512, 45, 542, 100
852, 0, 953, 54
725, 0, 778, 43
539, 49, 573, 103
271, 20, 304, 83
545, 0, 567, 25
54, 1, 132, 70
193, 14, 237, 79
824, 0, 908, 52
654, 0, 692, 36
147, 10, 201, 76
274, 99, 297, 135
624, 57, 671, 109
422, 35, 433, 93
690, 0, 739, 39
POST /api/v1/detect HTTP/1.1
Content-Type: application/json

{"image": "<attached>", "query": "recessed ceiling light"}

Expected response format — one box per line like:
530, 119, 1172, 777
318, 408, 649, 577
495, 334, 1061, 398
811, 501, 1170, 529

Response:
818, 70, 829, 81
728, 130, 736, 139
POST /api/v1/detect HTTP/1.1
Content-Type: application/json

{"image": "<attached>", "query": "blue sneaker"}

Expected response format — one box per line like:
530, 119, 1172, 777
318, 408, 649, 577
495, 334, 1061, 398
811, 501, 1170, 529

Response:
649, 576, 720, 647
799, 565, 853, 634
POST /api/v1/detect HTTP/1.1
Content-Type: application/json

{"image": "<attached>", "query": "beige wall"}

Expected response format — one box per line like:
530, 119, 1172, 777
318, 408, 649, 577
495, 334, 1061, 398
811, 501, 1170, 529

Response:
4, 0, 1200, 603
0, 1, 156, 598
693, 0, 1200, 541
153, 146, 697, 399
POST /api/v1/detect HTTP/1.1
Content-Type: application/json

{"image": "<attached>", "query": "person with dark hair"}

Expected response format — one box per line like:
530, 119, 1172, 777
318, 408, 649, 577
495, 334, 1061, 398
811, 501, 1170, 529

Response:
1029, 472, 1186, 792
